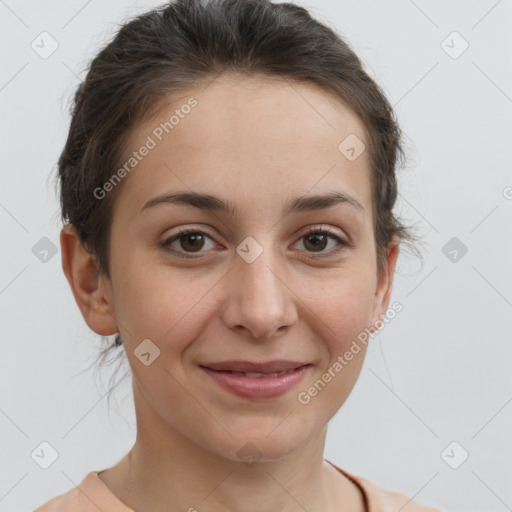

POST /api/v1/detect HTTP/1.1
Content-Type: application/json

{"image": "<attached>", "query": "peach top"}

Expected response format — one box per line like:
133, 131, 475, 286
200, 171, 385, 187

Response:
33, 460, 442, 512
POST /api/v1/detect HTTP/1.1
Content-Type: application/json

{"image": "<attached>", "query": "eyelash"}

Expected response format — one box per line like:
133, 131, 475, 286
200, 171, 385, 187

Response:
159, 226, 350, 260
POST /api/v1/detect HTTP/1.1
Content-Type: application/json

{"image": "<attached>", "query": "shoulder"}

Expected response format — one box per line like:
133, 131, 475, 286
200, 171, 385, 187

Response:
326, 461, 443, 512
33, 470, 134, 512
32, 486, 81, 512
355, 474, 443, 512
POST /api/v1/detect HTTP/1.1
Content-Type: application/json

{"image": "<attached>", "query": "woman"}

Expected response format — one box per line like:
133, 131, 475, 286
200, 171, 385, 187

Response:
34, 0, 441, 510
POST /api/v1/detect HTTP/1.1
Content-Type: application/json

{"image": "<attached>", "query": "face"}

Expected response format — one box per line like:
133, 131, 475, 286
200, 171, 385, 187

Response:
86, 73, 398, 463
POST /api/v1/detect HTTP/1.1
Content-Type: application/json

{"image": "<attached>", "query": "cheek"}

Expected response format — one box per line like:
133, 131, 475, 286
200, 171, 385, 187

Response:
296, 280, 373, 420
113, 259, 214, 354
110, 252, 165, 337
304, 269, 376, 349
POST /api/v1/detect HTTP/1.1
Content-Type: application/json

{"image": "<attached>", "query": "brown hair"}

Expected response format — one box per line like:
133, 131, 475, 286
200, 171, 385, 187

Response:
55, 0, 419, 402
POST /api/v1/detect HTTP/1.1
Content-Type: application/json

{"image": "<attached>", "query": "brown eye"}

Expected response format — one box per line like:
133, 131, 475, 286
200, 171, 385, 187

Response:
294, 228, 349, 257
303, 232, 329, 252
160, 226, 350, 260
177, 232, 205, 252
161, 229, 217, 259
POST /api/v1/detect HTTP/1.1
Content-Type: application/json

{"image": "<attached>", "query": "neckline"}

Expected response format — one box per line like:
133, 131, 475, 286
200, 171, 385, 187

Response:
89, 462, 371, 512
325, 459, 370, 512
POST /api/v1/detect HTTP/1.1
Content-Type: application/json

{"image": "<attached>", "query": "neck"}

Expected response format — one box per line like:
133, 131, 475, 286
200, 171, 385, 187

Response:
99, 380, 364, 512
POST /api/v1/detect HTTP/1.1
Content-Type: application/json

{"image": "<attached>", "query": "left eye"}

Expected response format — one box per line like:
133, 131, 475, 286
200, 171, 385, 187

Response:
160, 227, 349, 259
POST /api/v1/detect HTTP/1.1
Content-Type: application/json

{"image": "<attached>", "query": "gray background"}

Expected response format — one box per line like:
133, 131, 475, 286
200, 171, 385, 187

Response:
1, 1, 511, 511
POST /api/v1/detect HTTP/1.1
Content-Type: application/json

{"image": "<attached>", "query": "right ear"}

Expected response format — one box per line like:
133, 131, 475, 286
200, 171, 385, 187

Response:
60, 224, 118, 336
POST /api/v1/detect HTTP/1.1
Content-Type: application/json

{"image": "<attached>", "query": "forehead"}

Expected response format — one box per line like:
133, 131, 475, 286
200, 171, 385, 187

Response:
113, 73, 372, 223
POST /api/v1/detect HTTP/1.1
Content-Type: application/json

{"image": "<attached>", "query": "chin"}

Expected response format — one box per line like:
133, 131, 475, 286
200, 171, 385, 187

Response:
205, 426, 311, 466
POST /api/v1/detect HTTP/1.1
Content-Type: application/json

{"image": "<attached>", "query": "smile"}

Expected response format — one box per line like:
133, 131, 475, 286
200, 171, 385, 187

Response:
199, 363, 311, 399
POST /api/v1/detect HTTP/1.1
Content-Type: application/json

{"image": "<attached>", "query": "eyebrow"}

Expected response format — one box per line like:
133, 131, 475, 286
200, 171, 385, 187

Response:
141, 190, 365, 217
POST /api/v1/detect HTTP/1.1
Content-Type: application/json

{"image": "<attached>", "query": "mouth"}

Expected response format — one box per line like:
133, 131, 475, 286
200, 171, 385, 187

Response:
202, 368, 301, 378
198, 361, 312, 399
199, 360, 310, 373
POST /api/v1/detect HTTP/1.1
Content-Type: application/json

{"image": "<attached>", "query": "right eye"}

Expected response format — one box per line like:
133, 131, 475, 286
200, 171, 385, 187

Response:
160, 228, 219, 259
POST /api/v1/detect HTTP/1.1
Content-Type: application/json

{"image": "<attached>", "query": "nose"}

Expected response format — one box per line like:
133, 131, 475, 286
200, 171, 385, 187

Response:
220, 241, 298, 341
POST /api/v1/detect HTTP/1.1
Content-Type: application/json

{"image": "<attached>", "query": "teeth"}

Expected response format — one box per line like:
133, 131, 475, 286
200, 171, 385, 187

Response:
229, 369, 296, 378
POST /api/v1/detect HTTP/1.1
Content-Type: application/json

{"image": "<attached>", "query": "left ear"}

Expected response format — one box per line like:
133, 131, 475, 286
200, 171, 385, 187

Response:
369, 238, 400, 333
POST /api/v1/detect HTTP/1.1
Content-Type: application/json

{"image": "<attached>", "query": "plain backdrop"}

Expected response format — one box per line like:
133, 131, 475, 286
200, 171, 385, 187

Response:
1, 1, 511, 511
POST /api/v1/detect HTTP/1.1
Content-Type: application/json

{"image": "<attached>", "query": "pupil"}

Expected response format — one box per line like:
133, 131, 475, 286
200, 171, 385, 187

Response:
181, 233, 204, 252
305, 234, 326, 252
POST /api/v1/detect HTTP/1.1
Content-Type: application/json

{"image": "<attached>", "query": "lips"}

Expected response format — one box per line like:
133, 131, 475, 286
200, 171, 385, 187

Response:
202, 367, 300, 379
199, 361, 311, 399
199, 360, 309, 374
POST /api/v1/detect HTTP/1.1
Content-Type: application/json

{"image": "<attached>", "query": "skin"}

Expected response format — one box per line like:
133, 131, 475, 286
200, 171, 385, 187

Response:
61, 72, 399, 512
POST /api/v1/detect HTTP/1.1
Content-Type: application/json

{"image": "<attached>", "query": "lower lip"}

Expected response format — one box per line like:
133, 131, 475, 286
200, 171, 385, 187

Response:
200, 365, 311, 399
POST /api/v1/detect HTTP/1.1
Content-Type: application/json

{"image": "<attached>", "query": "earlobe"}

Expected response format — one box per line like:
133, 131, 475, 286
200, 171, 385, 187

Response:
60, 224, 118, 336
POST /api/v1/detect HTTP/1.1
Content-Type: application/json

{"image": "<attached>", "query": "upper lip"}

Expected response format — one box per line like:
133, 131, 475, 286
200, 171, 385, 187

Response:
200, 360, 309, 373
